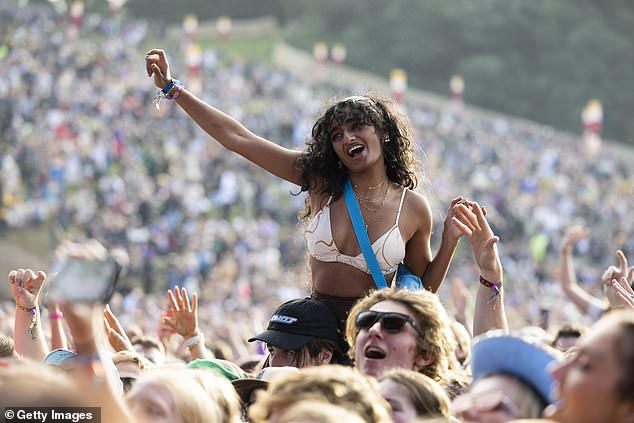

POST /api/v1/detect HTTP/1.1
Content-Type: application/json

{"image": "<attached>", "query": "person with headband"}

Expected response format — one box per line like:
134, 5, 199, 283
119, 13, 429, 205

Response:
145, 49, 470, 333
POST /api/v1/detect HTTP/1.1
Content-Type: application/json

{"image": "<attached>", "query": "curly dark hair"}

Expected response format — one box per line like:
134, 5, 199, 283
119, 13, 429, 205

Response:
295, 94, 419, 219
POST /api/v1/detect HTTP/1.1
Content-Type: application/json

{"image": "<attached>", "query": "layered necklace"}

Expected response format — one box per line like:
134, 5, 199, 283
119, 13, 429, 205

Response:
352, 179, 390, 212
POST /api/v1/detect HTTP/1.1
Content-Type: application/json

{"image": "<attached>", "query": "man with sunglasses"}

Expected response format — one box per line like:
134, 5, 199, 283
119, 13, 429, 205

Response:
345, 202, 508, 398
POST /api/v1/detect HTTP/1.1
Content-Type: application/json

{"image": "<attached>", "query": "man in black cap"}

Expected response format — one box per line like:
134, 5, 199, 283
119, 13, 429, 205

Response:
248, 297, 348, 367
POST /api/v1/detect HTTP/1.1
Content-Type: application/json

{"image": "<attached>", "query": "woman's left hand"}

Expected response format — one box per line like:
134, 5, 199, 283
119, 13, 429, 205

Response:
443, 197, 471, 242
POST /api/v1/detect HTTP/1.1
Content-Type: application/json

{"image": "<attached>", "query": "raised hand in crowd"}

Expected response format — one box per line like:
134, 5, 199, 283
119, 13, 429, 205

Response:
58, 302, 134, 422
157, 308, 177, 357
49, 302, 68, 351
558, 226, 610, 320
601, 249, 634, 309
162, 286, 211, 360
611, 276, 634, 308
452, 202, 508, 336
104, 304, 135, 353
422, 197, 471, 293
9, 268, 49, 360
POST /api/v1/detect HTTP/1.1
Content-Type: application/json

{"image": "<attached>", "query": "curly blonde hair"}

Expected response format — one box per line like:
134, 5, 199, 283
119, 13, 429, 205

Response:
346, 288, 466, 390
248, 365, 391, 423
379, 368, 452, 419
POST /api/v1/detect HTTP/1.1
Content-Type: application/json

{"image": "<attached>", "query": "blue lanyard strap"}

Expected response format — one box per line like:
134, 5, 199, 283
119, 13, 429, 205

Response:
343, 178, 388, 289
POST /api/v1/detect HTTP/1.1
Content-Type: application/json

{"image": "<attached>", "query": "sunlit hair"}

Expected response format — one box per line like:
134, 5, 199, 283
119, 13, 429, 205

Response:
448, 319, 471, 365
129, 367, 241, 423
296, 94, 419, 219
274, 400, 367, 423
248, 365, 392, 423
0, 333, 17, 358
600, 310, 634, 401
379, 368, 452, 419
0, 362, 80, 406
346, 288, 465, 388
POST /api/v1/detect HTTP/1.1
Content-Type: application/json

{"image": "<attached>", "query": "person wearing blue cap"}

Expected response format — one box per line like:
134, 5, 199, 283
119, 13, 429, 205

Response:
452, 330, 562, 422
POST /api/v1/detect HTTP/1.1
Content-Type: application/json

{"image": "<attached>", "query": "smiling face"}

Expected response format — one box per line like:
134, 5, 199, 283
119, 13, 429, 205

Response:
329, 118, 385, 172
546, 318, 629, 423
354, 300, 427, 377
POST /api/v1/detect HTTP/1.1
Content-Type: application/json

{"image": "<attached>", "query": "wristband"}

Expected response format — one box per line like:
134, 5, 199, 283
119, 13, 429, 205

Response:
162, 79, 175, 94
165, 79, 184, 100
184, 334, 203, 349
479, 275, 502, 304
153, 79, 185, 110
17, 303, 36, 314
16, 303, 38, 340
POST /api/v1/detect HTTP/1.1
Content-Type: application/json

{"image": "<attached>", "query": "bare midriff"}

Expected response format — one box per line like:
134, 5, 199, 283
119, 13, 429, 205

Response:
310, 256, 393, 298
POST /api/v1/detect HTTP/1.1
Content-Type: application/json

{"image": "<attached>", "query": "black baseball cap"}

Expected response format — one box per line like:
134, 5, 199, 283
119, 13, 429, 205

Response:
248, 298, 340, 351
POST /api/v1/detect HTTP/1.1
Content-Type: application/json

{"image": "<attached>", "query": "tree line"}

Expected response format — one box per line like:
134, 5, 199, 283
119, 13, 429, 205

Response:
78, 0, 634, 144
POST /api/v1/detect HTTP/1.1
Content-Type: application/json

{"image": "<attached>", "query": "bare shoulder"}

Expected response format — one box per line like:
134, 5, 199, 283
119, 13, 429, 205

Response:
403, 188, 432, 217
398, 188, 433, 238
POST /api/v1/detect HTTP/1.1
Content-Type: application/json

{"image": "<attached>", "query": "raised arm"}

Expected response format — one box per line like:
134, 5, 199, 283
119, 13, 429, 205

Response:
145, 49, 302, 185
404, 196, 465, 293
612, 276, 634, 308
425, 197, 468, 292
9, 269, 49, 360
49, 303, 69, 351
453, 203, 508, 336
162, 286, 212, 361
104, 304, 135, 353
59, 302, 134, 423
558, 227, 608, 319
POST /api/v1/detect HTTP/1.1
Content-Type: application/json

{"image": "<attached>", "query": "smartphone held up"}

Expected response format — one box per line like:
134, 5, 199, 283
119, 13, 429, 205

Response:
41, 240, 123, 305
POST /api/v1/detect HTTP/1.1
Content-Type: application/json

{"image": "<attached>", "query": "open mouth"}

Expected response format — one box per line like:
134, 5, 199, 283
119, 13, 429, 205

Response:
347, 145, 365, 158
364, 346, 386, 359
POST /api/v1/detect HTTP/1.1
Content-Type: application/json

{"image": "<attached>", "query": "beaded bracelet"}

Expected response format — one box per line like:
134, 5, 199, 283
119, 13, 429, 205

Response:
479, 275, 502, 305
153, 79, 185, 110
16, 303, 38, 340
16, 303, 36, 314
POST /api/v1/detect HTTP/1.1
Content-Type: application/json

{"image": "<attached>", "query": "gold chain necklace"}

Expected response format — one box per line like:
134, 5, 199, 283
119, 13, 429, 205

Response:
353, 182, 390, 212
353, 179, 387, 191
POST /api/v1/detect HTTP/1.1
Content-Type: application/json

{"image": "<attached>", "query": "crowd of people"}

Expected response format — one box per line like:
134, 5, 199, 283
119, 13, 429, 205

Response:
1, 2, 634, 422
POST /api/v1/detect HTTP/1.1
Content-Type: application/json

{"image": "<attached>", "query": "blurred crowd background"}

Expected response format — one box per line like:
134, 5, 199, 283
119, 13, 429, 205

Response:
1, 2, 633, 357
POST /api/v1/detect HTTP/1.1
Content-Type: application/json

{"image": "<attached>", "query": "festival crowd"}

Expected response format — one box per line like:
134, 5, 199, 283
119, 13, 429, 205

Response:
1, 3, 633, 423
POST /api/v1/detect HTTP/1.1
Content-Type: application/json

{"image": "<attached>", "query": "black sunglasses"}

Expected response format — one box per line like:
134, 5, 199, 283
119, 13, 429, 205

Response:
355, 310, 423, 337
